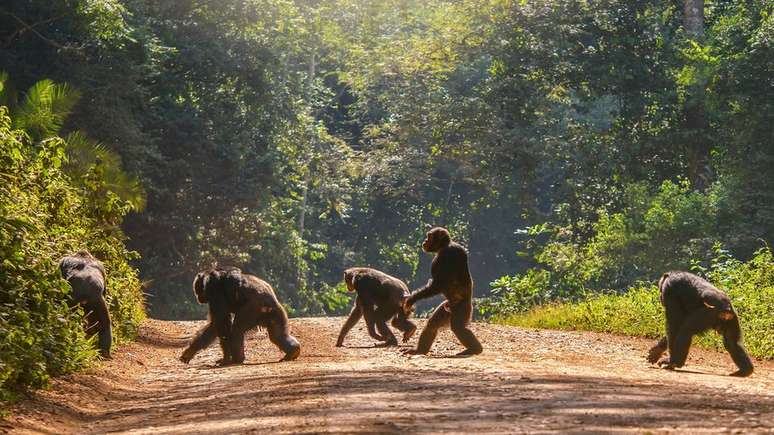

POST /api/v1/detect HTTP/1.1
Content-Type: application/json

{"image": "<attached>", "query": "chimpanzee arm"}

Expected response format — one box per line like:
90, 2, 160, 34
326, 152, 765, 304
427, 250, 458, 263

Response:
88, 297, 112, 359
180, 303, 232, 364
336, 297, 364, 346
722, 315, 754, 377
407, 279, 444, 306
211, 305, 233, 363
180, 322, 217, 363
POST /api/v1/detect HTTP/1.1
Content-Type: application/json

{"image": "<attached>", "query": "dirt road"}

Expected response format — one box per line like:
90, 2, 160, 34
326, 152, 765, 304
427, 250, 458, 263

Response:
4, 318, 774, 434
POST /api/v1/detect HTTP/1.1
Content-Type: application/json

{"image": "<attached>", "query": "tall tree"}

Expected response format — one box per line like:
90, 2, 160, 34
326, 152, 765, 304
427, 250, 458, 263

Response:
683, 0, 710, 190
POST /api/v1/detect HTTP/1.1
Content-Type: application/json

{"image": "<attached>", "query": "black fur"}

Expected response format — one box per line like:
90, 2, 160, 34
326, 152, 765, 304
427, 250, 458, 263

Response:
59, 251, 112, 359
180, 266, 300, 365
647, 271, 753, 377
336, 267, 416, 347
404, 227, 482, 356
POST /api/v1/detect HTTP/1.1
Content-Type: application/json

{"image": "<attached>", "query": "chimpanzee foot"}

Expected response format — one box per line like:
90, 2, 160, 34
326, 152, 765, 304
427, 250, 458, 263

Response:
215, 358, 241, 366
401, 348, 428, 356
657, 358, 677, 370
377, 338, 399, 347
280, 346, 301, 362
730, 369, 753, 377
402, 325, 417, 343
455, 347, 483, 357
646, 346, 665, 364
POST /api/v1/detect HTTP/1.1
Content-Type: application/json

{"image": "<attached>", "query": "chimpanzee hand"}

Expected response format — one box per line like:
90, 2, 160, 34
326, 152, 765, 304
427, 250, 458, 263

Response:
402, 324, 417, 343
179, 349, 195, 364
647, 344, 665, 364
279, 346, 300, 362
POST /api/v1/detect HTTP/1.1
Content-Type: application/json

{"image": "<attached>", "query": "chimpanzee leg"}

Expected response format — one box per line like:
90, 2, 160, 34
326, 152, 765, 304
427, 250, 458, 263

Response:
665, 308, 715, 368
267, 312, 301, 361
450, 299, 483, 356
361, 301, 386, 342
84, 296, 113, 359
336, 297, 363, 347
722, 315, 754, 377
374, 305, 399, 346
647, 336, 668, 364
413, 302, 451, 354
391, 311, 417, 343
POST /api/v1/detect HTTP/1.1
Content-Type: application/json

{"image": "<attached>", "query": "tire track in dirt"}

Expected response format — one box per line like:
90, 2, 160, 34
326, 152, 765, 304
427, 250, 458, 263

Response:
3, 318, 774, 434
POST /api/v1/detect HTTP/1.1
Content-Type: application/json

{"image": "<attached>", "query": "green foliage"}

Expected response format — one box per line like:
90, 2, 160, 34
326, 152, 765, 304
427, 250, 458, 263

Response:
482, 180, 723, 317
2, 0, 774, 327
294, 281, 354, 317
477, 269, 553, 316
499, 248, 774, 360
0, 106, 144, 405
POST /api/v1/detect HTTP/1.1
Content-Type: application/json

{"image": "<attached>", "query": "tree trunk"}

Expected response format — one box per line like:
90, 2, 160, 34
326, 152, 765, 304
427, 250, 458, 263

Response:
298, 50, 316, 235
683, 0, 710, 190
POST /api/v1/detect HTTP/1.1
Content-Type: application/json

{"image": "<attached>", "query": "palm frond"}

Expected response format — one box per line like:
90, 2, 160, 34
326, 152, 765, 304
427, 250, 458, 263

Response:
15, 79, 81, 141
63, 132, 147, 212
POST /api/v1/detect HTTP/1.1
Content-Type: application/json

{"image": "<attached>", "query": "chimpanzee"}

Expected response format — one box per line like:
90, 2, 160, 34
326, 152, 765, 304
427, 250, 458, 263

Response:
180, 266, 300, 365
647, 271, 753, 377
59, 251, 112, 359
402, 227, 483, 356
336, 267, 417, 347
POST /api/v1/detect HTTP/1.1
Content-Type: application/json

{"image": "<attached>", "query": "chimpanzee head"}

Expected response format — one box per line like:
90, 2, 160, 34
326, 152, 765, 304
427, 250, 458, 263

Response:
422, 227, 451, 253
193, 266, 243, 304
343, 269, 357, 292
192, 271, 213, 304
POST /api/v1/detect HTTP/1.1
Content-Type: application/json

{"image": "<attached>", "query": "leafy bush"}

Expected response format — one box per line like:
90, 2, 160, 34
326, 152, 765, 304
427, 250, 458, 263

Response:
0, 107, 144, 405
481, 180, 723, 317
498, 247, 774, 360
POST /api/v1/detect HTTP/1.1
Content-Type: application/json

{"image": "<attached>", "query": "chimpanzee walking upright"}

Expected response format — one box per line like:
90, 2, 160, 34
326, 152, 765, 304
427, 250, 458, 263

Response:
402, 227, 483, 356
647, 271, 753, 377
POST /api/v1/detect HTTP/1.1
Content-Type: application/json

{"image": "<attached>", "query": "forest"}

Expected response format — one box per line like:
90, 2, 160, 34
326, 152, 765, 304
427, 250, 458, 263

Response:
1, 0, 773, 404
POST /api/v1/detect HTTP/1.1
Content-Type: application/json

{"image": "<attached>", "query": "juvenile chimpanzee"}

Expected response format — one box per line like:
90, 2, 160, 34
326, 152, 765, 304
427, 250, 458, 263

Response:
402, 227, 483, 356
180, 266, 300, 365
59, 251, 112, 359
647, 271, 753, 377
336, 267, 417, 347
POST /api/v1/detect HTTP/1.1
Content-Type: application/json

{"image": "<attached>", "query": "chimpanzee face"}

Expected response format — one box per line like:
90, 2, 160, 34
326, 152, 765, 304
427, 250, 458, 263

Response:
422, 227, 451, 253
193, 272, 210, 304
343, 270, 356, 292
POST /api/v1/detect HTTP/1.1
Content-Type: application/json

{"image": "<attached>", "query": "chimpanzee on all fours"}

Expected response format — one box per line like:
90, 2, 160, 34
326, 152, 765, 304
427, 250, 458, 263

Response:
59, 251, 112, 359
336, 267, 417, 347
647, 271, 754, 377
403, 227, 483, 356
180, 266, 301, 365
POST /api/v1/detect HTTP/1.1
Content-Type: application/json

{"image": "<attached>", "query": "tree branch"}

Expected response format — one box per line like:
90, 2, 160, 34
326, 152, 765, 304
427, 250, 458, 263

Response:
0, 9, 73, 50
